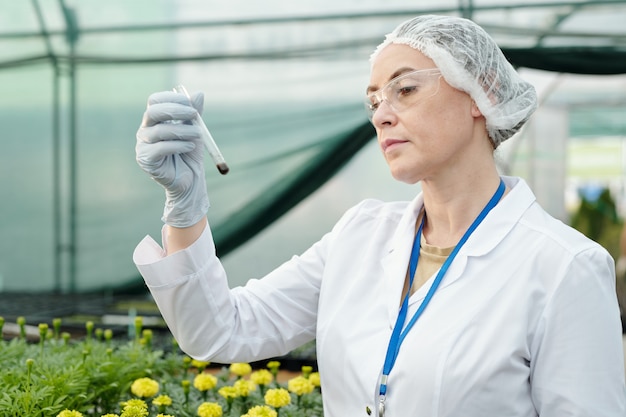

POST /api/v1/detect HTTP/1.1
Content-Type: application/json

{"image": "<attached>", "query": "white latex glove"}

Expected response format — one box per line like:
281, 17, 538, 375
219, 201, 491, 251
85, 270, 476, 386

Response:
136, 90, 210, 228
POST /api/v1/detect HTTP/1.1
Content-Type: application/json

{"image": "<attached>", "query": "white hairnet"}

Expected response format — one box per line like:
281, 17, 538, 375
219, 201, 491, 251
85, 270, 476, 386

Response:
371, 15, 537, 147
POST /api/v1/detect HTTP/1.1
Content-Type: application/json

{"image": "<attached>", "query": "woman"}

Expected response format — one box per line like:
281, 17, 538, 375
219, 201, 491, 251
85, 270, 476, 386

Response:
134, 15, 625, 416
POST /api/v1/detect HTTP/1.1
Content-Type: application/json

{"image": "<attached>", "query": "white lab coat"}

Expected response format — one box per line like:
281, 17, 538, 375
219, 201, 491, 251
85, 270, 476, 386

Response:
133, 176, 626, 416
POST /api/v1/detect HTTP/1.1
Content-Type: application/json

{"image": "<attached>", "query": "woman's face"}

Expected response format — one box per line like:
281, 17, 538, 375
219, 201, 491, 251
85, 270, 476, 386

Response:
368, 43, 483, 184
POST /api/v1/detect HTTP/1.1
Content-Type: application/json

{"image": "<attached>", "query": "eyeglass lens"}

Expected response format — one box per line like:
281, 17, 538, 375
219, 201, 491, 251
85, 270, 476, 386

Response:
365, 70, 441, 120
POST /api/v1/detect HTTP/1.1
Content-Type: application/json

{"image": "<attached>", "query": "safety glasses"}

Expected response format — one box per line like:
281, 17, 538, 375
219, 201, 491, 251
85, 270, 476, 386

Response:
365, 68, 442, 121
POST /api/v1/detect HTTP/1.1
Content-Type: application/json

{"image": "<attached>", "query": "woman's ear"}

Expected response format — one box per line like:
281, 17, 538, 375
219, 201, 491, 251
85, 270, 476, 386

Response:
470, 100, 483, 117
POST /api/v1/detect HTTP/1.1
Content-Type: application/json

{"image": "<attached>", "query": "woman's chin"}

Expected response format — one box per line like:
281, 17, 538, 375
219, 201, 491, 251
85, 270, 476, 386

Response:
389, 166, 420, 185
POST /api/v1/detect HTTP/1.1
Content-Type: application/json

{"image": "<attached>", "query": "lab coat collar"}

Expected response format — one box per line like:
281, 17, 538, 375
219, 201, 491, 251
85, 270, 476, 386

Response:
380, 192, 424, 324
381, 176, 536, 323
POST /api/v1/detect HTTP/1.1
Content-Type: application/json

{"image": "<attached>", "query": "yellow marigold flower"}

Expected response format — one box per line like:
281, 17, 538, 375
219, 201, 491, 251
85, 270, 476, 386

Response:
194, 373, 218, 391
218, 386, 239, 400
244, 405, 277, 417
130, 377, 159, 398
234, 379, 256, 396
191, 359, 211, 369
152, 394, 172, 407
120, 399, 148, 410
156, 415, 174, 417
120, 405, 148, 417
229, 362, 252, 377
197, 401, 223, 417
250, 369, 273, 386
287, 376, 315, 396
57, 411, 83, 417
309, 371, 321, 387
264, 388, 291, 408
101, 414, 119, 417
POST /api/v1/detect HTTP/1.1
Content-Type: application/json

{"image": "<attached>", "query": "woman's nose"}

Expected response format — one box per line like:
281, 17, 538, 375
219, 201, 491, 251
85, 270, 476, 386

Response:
371, 99, 397, 128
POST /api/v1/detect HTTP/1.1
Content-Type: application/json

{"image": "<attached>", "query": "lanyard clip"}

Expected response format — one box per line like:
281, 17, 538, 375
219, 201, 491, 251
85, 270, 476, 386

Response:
378, 395, 386, 417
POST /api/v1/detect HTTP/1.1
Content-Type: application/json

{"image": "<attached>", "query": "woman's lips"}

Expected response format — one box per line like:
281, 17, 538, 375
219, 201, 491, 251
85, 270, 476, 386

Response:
381, 138, 408, 152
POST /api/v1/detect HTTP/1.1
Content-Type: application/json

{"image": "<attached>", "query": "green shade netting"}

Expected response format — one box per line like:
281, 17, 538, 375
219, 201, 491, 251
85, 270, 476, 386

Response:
1, 1, 625, 293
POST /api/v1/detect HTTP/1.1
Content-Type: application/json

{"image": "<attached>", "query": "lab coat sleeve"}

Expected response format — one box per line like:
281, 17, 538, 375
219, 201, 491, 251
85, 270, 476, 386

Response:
531, 246, 626, 416
133, 222, 240, 361
133, 202, 360, 364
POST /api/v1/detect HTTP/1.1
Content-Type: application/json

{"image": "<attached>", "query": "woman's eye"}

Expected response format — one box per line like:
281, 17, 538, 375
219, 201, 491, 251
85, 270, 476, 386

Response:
397, 85, 417, 97
367, 97, 380, 111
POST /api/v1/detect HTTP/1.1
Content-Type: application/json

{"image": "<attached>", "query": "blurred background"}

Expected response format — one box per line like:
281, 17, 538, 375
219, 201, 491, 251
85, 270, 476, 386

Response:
0, 1, 625, 334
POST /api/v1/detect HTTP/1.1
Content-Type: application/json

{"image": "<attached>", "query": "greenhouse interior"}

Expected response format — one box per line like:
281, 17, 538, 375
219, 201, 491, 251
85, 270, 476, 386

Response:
0, 1, 625, 338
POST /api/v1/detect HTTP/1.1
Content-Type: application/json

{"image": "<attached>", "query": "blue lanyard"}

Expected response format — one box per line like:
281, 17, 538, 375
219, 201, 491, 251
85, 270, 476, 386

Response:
378, 179, 505, 404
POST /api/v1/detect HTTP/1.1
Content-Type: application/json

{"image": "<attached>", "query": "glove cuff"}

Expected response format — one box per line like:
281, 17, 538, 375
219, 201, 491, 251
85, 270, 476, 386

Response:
162, 174, 210, 228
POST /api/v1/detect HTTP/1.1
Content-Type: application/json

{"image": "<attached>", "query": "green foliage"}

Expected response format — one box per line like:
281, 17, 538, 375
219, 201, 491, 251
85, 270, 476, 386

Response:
569, 187, 625, 325
0, 318, 323, 417
570, 187, 622, 259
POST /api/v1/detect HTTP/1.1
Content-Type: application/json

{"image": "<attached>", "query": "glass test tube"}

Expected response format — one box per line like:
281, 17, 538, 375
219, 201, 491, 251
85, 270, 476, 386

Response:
173, 85, 229, 175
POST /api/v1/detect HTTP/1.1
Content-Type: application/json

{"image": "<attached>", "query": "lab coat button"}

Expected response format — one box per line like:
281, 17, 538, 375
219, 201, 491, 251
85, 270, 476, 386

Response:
366, 405, 372, 415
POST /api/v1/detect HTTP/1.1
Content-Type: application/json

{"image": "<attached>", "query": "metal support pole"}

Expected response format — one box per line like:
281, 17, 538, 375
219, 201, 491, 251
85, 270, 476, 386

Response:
59, 0, 80, 292
68, 40, 77, 293
53, 68, 62, 293
32, 0, 64, 293
459, 0, 475, 19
